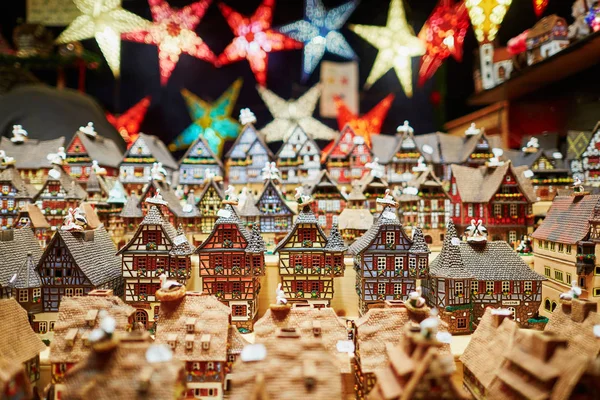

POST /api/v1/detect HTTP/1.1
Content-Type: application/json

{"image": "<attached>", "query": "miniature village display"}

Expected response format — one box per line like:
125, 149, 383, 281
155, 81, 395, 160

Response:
571, 121, 600, 186
0, 160, 36, 229
14, 203, 51, 246
177, 135, 224, 191
526, 15, 569, 66
323, 125, 373, 184
275, 125, 321, 189
306, 170, 346, 232
255, 171, 294, 235
338, 183, 374, 243
195, 176, 224, 234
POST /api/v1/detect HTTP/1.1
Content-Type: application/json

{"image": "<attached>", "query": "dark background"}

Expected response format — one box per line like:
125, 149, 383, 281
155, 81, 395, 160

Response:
0, 0, 576, 148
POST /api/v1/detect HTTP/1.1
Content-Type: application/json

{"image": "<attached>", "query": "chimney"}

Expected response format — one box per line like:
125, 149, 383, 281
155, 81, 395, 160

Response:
530, 331, 567, 362
88, 289, 113, 297
277, 327, 300, 339
571, 298, 598, 323
312, 320, 321, 337
201, 334, 211, 350
185, 334, 194, 350
0, 229, 14, 241
85, 309, 99, 327
185, 318, 196, 333
303, 359, 317, 391
490, 308, 512, 328
65, 328, 78, 347
167, 333, 177, 349
84, 230, 95, 242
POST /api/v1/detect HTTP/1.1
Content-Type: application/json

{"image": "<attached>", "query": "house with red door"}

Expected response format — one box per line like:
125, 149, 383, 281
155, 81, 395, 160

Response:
449, 161, 536, 245
322, 125, 372, 185
307, 170, 346, 232
195, 203, 266, 332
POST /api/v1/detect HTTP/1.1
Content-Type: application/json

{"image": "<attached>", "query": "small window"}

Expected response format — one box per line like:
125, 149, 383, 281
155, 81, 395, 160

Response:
566, 245, 572, 254
457, 318, 467, 329
494, 204, 502, 216
537, 240, 542, 248
50, 321, 55, 332
554, 270, 564, 282
75, 288, 84, 296
207, 362, 214, 371
502, 281, 510, 293
455, 282, 464, 296
393, 284, 402, 295
394, 257, 404, 270
18, 289, 28, 303
455, 204, 460, 216
595, 266, 600, 275
38, 321, 47, 334
510, 204, 518, 217
544, 241, 549, 249
378, 283, 386, 294
228, 354, 236, 363
377, 258, 386, 271
418, 258, 427, 269
594, 288, 600, 297
524, 281, 532, 292
486, 281, 494, 293
385, 232, 395, 245
471, 281, 478, 294
451, 183, 457, 195
65, 288, 74, 297
409, 258, 416, 269
32, 288, 41, 298
550, 242, 555, 251
566, 273, 572, 285
508, 231, 517, 244
467, 204, 473, 217
544, 298, 551, 311
558, 243, 564, 252
192, 362, 200, 370
544, 266, 551, 277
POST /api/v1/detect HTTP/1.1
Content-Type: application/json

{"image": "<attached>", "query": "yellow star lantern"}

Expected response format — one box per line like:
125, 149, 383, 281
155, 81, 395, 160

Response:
56, 0, 150, 77
350, 0, 425, 97
466, 0, 513, 44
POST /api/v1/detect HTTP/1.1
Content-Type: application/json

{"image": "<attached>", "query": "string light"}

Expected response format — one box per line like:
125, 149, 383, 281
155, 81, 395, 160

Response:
106, 96, 151, 146
418, 0, 470, 86
465, 0, 513, 44
56, 0, 150, 77
533, 0, 548, 18
122, 0, 215, 86
216, 0, 303, 86
278, 0, 358, 79
257, 84, 337, 142
349, 0, 425, 97
171, 79, 243, 156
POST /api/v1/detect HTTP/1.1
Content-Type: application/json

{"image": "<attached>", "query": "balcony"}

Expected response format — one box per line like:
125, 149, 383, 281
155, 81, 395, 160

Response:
576, 254, 595, 275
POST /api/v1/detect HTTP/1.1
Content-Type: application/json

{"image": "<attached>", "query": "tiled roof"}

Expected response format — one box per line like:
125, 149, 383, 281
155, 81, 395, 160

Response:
15, 204, 50, 229
503, 148, 568, 171
179, 135, 224, 170
531, 195, 600, 244
0, 165, 37, 198
49, 226, 122, 286
307, 170, 343, 197
274, 205, 329, 253
0, 358, 28, 394
154, 293, 231, 362
544, 300, 600, 359
132, 205, 179, 244
36, 165, 87, 201
170, 225, 195, 256
0, 228, 43, 286
338, 208, 373, 231
71, 131, 123, 168
141, 180, 193, 219
229, 325, 249, 355
85, 169, 103, 194
370, 134, 398, 164
256, 179, 294, 216
429, 221, 471, 279
225, 123, 275, 160
196, 178, 224, 205
49, 295, 135, 364
324, 224, 347, 251
347, 207, 402, 255
246, 224, 267, 253
126, 133, 177, 170
347, 184, 366, 201
106, 179, 127, 204
409, 226, 430, 253
79, 202, 103, 229
12, 252, 41, 289
119, 193, 143, 218
0, 136, 65, 169
414, 132, 443, 164
0, 298, 46, 364
236, 191, 261, 217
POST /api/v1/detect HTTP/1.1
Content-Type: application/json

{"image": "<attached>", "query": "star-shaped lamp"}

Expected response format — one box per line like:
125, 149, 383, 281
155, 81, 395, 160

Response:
418, 0, 470, 86
122, 0, 215, 85
334, 94, 394, 149
56, 0, 150, 77
466, 0, 513, 44
533, 0, 548, 18
258, 84, 338, 142
350, 0, 425, 97
106, 96, 151, 146
278, 0, 358, 80
170, 78, 243, 156
216, 0, 303, 86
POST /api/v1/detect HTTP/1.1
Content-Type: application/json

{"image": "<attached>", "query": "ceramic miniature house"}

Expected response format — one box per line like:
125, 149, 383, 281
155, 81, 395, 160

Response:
323, 125, 373, 184
178, 135, 224, 190
359, 169, 390, 216
225, 123, 274, 190
306, 170, 346, 232
544, 298, 600, 357
14, 204, 51, 246
275, 203, 346, 308
0, 358, 32, 400
256, 178, 294, 234
235, 189, 261, 229
449, 162, 536, 245
119, 193, 144, 238
571, 121, 600, 186
196, 177, 224, 234
386, 121, 423, 183
0, 163, 36, 229
349, 206, 429, 314
64, 122, 123, 183
85, 170, 128, 236
195, 205, 266, 331
119, 133, 178, 193
275, 125, 321, 188
0, 135, 65, 185
338, 184, 373, 243
526, 15, 569, 66
118, 202, 194, 329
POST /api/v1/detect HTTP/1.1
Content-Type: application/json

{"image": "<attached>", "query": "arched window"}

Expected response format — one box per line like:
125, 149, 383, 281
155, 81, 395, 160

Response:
544, 299, 551, 311
135, 310, 148, 328
551, 301, 558, 312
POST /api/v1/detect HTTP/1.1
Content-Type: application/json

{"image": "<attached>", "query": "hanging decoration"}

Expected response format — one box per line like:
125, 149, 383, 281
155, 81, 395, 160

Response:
171, 78, 243, 156
465, 0, 513, 44
56, 0, 150, 77
418, 0, 470, 86
278, 0, 358, 80
257, 84, 338, 142
334, 94, 395, 148
216, 0, 303, 86
533, 0, 549, 18
122, 0, 215, 86
349, 0, 425, 97
106, 96, 151, 146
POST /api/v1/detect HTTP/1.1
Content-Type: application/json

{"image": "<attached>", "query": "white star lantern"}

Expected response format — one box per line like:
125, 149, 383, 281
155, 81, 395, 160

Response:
56, 0, 150, 77
257, 84, 338, 142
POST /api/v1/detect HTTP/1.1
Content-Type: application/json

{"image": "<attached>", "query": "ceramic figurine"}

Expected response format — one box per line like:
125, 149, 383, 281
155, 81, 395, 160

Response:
10, 124, 27, 143
276, 125, 321, 189
178, 135, 224, 190
305, 170, 347, 232
322, 124, 373, 184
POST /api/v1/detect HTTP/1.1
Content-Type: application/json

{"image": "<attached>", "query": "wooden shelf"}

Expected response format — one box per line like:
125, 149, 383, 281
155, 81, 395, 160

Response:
468, 31, 600, 106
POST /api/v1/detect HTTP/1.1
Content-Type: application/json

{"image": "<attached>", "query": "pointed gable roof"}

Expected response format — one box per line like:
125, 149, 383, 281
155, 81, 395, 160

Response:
236, 191, 261, 217
225, 123, 274, 160
107, 179, 127, 204
170, 225, 195, 256
322, 124, 360, 162
14, 204, 50, 229
120, 193, 143, 218
140, 180, 191, 218
256, 179, 294, 215
195, 204, 252, 252
409, 226, 430, 253
124, 133, 177, 170
408, 168, 448, 195
0, 298, 46, 363
117, 206, 178, 255
430, 221, 472, 279
348, 207, 406, 255
179, 135, 224, 170
68, 130, 123, 168
246, 224, 267, 253
307, 170, 343, 198
324, 224, 347, 251
0, 228, 43, 287
275, 124, 320, 159
197, 177, 224, 204
0, 165, 37, 198
274, 204, 329, 252
36, 165, 87, 201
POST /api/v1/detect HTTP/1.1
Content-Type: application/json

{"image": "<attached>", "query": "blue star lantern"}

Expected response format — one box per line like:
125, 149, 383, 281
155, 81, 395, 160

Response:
279, 0, 359, 79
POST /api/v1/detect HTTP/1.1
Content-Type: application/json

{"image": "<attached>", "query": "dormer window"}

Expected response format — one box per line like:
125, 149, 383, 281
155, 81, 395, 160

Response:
186, 318, 196, 333
167, 333, 177, 349
201, 334, 211, 350
385, 232, 395, 245
185, 334, 194, 350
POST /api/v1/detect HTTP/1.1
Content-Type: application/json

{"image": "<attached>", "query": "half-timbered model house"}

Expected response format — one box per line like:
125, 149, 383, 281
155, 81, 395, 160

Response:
225, 122, 274, 192
14, 204, 51, 247
449, 161, 536, 245
307, 170, 346, 232
48, 290, 136, 400
275, 125, 321, 189
117, 196, 195, 329
571, 121, 600, 186
84, 170, 128, 236
119, 132, 178, 193
229, 328, 343, 400
338, 184, 373, 244
353, 300, 450, 399
0, 134, 65, 185
274, 200, 346, 308
0, 358, 33, 400
119, 192, 144, 238
178, 135, 224, 192
359, 170, 390, 217
155, 291, 248, 400
196, 177, 224, 234
0, 162, 36, 229
254, 304, 355, 397
398, 168, 451, 248
64, 122, 123, 184
384, 121, 425, 185
195, 203, 266, 331
425, 220, 545, 334
348, 203, 430, 315
34, 162, 87, 230
322, 124, 373, 185
256, 177, 294, 236
0, 298, 46, 394
235, 189, 261, 229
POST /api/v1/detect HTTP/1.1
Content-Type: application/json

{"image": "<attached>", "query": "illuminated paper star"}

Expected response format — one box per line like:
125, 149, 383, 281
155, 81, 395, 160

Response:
350, 0, 425, 96
465, 0, 513, 44
56, 0, 150, 77
418, 0, 470, 86
258, 84, 337, 142
122, 0, 215, 85
106, 96, 151, 146
334, 94, 394, 148
216, 0, 303, 86
170, 78, 243, 156
533, 0, 548, 18
278, 0, 358, 79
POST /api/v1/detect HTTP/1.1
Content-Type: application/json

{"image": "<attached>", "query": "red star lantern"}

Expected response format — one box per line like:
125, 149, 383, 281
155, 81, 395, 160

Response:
418, 0, 470, 87
216, 0, 303, 86
122, 0, 215, 86
106, 97, 151, 146
533, 0, 549, 18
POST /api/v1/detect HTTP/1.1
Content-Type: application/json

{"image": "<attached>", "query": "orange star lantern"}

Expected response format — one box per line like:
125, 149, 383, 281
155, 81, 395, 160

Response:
334, 94, 395, 148
106, 96, 151, 146
533, 0, 548, 18
216, 0, 303, 86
